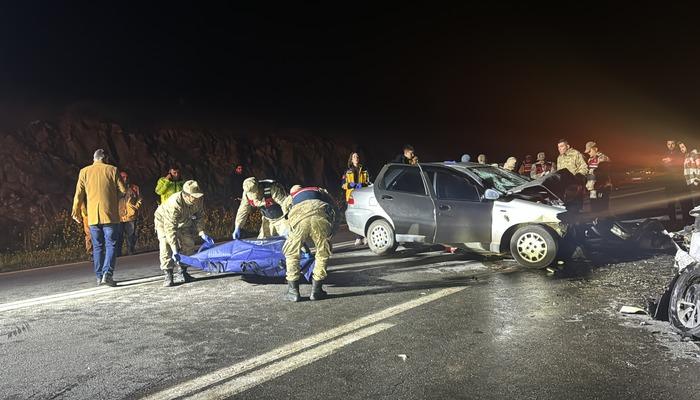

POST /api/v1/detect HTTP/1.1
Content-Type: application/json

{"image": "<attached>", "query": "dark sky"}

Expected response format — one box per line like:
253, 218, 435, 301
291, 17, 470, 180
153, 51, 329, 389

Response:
2, 2, 700, 164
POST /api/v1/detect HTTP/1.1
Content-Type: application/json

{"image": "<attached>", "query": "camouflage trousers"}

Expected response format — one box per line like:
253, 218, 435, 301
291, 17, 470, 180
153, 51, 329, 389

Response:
258, 216, 290, 239
282, 200, 333, 282
156, 225, 197, 271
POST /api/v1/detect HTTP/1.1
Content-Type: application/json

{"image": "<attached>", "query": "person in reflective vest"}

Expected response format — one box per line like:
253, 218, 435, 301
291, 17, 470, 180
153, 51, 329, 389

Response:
584, 141, 612, 214
518, 154, 534, 176
233, 177, 290, 240
531, 152, 556, 178
282, 185, 337, 302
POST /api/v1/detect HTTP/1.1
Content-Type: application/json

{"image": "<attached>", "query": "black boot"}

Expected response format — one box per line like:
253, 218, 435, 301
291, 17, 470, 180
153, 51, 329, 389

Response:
163, 269, 174, 287
285, 280, 301, 302
310, 279, 327, 301
178, 266, 194, 283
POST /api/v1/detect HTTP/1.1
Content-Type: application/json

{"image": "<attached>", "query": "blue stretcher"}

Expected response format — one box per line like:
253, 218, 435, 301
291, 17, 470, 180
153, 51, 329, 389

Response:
177, 237, 315, 281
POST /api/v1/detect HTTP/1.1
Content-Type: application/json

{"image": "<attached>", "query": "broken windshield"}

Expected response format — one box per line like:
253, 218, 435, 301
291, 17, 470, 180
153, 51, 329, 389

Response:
468, 166, 530, 193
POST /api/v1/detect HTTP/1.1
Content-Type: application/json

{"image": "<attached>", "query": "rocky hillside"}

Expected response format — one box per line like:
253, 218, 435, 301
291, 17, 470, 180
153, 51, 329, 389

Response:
0, 113, 354, 250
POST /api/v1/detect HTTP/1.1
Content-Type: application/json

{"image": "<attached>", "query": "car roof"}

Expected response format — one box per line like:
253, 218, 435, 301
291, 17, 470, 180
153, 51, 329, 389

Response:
417, 161, 493, 171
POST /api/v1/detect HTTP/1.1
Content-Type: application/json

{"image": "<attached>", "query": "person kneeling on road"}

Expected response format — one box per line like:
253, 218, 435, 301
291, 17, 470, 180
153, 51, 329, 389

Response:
282, 185, 337, 302
232, 177, 289, 240
154, 180, 214, 287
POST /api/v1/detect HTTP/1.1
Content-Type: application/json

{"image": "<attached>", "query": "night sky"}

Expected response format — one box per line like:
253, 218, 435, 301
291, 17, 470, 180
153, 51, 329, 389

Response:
2, 3, 700, 165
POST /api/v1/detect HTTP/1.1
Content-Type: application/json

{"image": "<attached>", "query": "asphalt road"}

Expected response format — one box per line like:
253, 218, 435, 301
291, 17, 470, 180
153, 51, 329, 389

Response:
2, 227, 700, 399
2, 183, 699, 400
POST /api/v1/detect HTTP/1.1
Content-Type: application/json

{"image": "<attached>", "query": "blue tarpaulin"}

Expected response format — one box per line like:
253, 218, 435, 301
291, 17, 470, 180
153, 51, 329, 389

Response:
178, 237, 315, 281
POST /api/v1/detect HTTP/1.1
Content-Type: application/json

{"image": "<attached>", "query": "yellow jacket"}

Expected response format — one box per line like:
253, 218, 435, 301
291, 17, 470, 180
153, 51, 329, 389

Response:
341, 166, 370, 201
72, 160, 126, 225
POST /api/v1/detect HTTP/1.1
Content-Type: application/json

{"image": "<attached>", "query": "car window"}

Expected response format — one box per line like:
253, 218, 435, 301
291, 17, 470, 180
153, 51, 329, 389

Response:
435, 170, 480, 201
424, 168, 480, 201
383, 166, 426, 195
468, 166, 529, 193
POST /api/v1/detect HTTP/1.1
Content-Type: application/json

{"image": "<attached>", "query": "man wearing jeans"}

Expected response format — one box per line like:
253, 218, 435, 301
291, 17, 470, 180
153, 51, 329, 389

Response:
71, 149, 126, 286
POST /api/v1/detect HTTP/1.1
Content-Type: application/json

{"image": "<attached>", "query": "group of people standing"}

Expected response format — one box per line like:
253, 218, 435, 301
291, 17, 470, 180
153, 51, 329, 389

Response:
70, 140, 612, 298
662, 140, 700, 226
72, 148, 338, 303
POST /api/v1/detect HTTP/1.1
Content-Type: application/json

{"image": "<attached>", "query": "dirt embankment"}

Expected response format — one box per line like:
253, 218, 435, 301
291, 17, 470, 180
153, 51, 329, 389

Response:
0, 112, 354, 251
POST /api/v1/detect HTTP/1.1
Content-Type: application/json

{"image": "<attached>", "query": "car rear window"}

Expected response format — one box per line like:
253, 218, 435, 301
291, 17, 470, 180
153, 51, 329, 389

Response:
383, 166, 426, 195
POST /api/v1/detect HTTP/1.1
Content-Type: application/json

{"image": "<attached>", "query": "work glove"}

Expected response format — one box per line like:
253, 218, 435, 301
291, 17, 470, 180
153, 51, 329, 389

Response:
172, 252, 181, 263
200, 232, 214, 246
355, 183, 362, 189
232, 226, 241, 240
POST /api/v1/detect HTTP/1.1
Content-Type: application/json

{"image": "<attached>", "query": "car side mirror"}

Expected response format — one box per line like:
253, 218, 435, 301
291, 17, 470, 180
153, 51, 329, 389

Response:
484, 189, 500, 200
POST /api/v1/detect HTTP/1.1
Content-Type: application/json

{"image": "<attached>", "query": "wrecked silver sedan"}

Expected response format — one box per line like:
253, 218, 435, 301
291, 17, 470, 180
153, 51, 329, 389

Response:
345, 162, 578, 268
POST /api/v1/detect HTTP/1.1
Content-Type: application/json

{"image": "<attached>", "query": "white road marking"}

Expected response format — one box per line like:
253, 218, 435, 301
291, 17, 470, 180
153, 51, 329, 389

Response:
187, 323, 394, 400
142, 286, 465, 400
0, 275, 163, 312
0, 241, 359, 313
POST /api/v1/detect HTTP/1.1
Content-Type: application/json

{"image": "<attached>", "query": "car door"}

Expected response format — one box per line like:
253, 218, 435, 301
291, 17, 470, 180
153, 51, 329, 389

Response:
375, 165, 436, 240
423, 167, 493, 244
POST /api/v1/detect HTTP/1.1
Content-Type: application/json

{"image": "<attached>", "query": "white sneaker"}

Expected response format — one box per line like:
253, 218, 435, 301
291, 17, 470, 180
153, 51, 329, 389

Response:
354, 238, 362, 246
362, 237, 367, 245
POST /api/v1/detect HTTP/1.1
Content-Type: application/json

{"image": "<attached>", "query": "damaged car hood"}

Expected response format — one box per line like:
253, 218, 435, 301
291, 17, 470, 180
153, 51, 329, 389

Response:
507, 169, 579, 202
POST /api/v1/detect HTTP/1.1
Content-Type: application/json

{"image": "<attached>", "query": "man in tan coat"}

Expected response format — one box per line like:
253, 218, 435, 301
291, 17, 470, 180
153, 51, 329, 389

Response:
154, 180, 214, 287
555, 139, 588, 212
232, 177, 289, 240
71, 149, 126, 286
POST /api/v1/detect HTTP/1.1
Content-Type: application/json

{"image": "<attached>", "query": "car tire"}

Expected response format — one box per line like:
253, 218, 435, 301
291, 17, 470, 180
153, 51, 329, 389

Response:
509, 225, 558, 269
367, 219, 398, 256
668, 263, 700, 338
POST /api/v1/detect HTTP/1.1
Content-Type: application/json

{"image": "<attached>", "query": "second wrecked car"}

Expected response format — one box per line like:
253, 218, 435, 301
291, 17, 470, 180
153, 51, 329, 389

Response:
345, 162, 580, 268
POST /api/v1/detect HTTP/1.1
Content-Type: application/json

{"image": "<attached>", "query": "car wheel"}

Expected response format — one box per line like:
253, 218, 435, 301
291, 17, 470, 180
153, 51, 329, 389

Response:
668, 263, 700, 338
509, 225, 558, 268
367, 219, 397, 256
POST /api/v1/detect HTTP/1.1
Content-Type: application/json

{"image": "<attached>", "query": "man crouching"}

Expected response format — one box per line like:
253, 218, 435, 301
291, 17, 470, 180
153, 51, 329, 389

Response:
282, 185, 337, 302
154, 180, 214, 287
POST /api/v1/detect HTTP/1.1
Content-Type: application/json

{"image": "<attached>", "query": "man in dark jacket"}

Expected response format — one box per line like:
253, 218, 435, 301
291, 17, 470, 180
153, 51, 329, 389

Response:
393, 144, 419, 165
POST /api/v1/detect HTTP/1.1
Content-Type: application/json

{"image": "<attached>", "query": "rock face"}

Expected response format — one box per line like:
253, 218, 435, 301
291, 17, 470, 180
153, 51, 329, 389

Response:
0, 113, 354, 250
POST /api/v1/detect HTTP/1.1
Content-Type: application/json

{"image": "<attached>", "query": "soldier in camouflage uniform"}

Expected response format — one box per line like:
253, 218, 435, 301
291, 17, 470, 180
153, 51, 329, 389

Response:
556, 139, 589, 212
556, 139, 589, 176
232, 177, 290, 240
282, 185, 337, 302
154, 180, 214, 287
